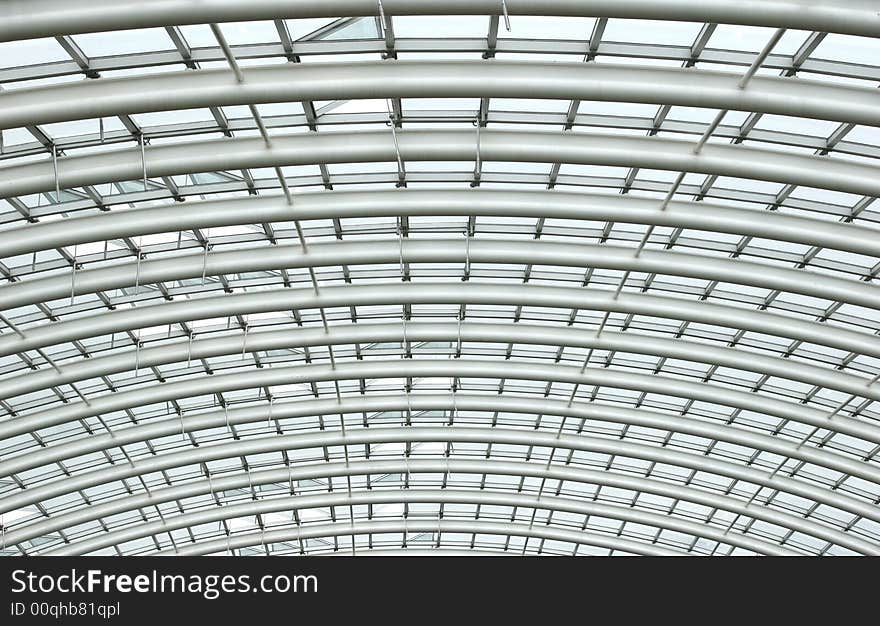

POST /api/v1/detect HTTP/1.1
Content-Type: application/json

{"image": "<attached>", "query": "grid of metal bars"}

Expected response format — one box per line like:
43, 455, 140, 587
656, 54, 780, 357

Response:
0, 3, 879, 556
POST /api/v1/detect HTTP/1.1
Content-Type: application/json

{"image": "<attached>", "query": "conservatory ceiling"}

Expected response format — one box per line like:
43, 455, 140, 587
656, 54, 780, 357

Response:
0, 0, 879, 557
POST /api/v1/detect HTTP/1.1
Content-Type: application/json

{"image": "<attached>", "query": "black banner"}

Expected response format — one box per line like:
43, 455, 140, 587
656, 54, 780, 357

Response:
0, 556, 874, 623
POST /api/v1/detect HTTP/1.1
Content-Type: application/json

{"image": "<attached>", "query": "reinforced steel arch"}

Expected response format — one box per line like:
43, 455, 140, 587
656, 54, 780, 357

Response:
1, 0, 879, 558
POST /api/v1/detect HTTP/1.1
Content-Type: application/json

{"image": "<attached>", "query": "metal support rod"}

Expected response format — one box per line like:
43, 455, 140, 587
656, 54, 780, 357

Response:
209, 23, 244, 83
4, 190, 878, 261
0, 313, 26, 338
213, 21, 309, 259
377, 0, 387, 38
7, 130, 880, 201
500, 0, 511, 31
472, 116, 482, 185
69, 247, 77, 306
3, 1, 879, 42
133, 247, 142, 292
693, 109, 728, 154
139, 133, 147, 191
52, 144, 59, 202
739, 28, 787, 89
201, 241, 210, 285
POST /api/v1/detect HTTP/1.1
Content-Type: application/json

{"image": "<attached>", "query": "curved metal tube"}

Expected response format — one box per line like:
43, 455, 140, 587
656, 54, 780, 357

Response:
2, 282, 878, 365
3, 130, 880, 200
2, 0, 878, 41
47, 488, 797, 557
162, 518, 681, 558
3, 322, 877, 409
5, 190, 877, 259
3, 423, 878, 527
2, 60, 878, 131
4, 359, 880, 458
5, 237, 878, 313
3, 392, 876, 511
7, 458, 870, 555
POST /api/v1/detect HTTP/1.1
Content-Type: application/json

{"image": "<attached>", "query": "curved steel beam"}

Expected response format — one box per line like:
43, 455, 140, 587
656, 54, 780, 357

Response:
3, 61, 879, 131
165, 518, 680, 558
3, 130, 880, 200
3, 282, 878, 366
48, 488, 795, 557
3, 322, 877, 410
2, 0, 878, 41
10, 458, 868, 555
5, 238, 879, 314
327, 549, 514, 556
5, 359, 880, 457
4, 191, 877, 260
5, 387, 877, 502
3, 401, 878, 525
